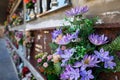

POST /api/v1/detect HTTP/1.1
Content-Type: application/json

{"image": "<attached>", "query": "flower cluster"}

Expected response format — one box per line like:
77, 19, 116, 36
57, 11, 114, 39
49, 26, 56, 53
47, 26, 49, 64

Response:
61, 65, 94, 80
11, 13, 23, 26
24, 0, 36, 9
65, 6, 88, 16
49, 6, 117, 80
21, 67, 35, 80
52, 29, 62, 40
60, 65, 80, 80
52, 29, 79, 45
22, 67, 30, 77
55, 48, 76, 67
24, 31, 34, 48
35, 52, 54, 74
15, 31, 23, 45
74, 55, 100, 71
94, 48, 116, 69
88, 34, 108, 46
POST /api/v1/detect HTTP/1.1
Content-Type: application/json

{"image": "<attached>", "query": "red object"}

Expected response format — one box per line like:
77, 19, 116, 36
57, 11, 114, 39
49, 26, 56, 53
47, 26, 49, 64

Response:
24, 0, 30, 4
22, 67, 30, 77
39, 67, 44, 73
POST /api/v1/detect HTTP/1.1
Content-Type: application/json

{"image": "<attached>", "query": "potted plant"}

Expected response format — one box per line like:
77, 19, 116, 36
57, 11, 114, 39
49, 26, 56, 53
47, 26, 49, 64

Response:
35, 52, 58, 80
48, 6, 120, 80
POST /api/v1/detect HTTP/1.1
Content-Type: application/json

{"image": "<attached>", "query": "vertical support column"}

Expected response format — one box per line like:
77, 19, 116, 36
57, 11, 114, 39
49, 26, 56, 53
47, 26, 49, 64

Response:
23, 1, 26, 24
22, 1, 26, 62
37, 0, 40, 15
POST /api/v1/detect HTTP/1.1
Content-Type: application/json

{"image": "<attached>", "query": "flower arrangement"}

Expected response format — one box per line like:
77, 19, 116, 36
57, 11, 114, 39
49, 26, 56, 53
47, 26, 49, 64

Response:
12, 17, 23, 26
11, 13, 23, 26
24, 0, 36, 9
21, 67, 36, 80
22, 67, 30, 77
15, 31, 24, 45
24, 33, 34, 49
48, 6, 120, 80
35, 52, 56, 75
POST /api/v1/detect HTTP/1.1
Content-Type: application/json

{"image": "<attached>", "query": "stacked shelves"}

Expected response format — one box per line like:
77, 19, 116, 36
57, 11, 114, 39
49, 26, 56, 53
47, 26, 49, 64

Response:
6, 37, 44, 80
9, 0, 22, 17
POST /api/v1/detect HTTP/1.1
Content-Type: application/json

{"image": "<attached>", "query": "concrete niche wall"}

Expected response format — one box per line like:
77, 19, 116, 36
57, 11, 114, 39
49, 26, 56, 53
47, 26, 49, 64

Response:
29, 0, 120, 25
72, 0, 120, 23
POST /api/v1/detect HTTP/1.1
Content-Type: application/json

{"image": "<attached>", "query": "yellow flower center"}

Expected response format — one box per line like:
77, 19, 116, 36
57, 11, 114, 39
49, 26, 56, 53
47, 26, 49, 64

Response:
84, 59, 89, 64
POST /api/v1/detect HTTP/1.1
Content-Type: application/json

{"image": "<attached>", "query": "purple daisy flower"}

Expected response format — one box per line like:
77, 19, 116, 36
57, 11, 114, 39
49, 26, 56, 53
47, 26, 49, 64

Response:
94, 48, 110, 62
74, 55, 100, 70
94, 48, 116, 69
65, 6, 88, 16
60, 65, 80, 80
57, 34, 71, 45
80, 70, 94, 80
60, 48, 75, 66
104, 56, 116, 69
88, 34, 108, 46
70, 29, 79, 39
51, 29, 62, 40
57, 29, 79, 45
55, 47, 63, 55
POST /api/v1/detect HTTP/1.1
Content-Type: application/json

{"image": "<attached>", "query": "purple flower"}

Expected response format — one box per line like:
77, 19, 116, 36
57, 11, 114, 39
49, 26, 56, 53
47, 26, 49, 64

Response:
94, 48, 110, 62
55, 47, 63, 55
60, 48, 75, 66
57, 34, 71, 45
15, 31, 23, 41
70, 29, 79, 39
104, 56, 116, 69
88, 34, 108, 46
65, 6, 88, 16
57, 29, 79, 45
60, 65, 80, 80
80, 70, 94, 80
15, 31, 23, 38
94, 48, 116, 69
51, 29, 62, 40
74, 55, 100, 70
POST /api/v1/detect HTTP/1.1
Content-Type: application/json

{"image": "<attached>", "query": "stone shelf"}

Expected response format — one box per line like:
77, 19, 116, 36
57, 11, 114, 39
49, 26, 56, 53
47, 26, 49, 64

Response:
6, 37, 44, 80
10, 0, 22, 17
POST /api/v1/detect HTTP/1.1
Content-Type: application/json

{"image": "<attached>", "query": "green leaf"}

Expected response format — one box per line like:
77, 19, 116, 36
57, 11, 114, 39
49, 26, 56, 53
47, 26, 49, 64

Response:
54, 62, 61, 75
47, 74, 59, 80
49, 43, 58, 51
103, 36, 120, 52
114, 55, 120, 72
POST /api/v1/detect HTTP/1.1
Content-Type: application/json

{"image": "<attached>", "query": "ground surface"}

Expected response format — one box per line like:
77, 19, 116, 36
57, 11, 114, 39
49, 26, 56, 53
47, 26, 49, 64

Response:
0, 38, 19, 80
